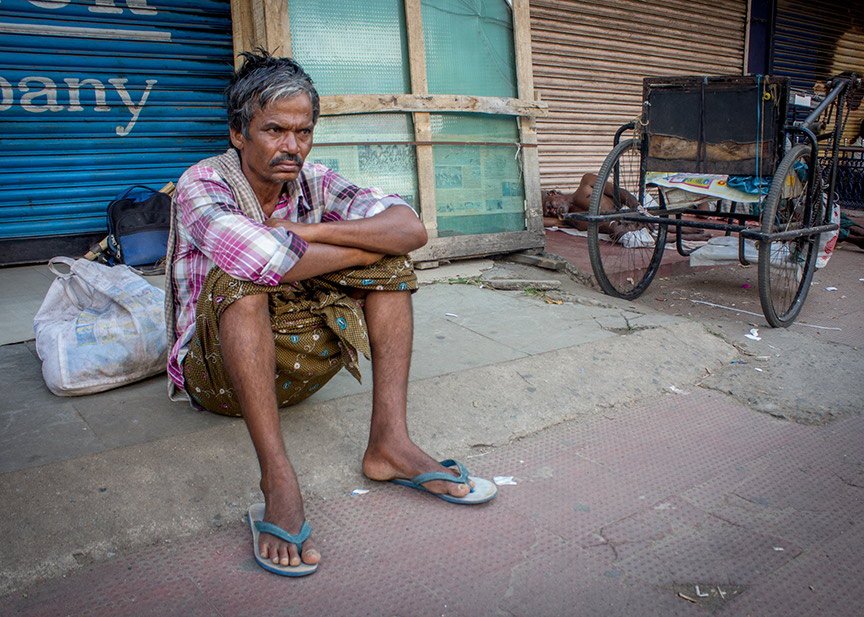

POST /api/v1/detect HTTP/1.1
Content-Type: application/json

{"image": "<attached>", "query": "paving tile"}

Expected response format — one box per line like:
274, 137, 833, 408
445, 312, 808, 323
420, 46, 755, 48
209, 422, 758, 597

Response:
680, 414, 864, 548
71, 375, 225, 450
409, 315, 527, 379
0, 344, 107, 472
722, 522, 864, 617
578, 496, 713, 563
0, 265, 53, 345
1, 542, 218, 617
493, 449, 666, 541
614, 512, 802, 586
412, 283, 529, 320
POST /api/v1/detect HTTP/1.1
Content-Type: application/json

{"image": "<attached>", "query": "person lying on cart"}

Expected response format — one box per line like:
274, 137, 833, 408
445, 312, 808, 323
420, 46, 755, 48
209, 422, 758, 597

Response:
543, 173, 710, 242
164, 49, 497, 578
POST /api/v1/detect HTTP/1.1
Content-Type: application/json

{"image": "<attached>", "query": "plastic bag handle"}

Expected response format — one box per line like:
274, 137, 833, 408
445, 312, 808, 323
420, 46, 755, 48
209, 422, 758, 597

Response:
47, 256, 76, 278
48, 257, 93, 311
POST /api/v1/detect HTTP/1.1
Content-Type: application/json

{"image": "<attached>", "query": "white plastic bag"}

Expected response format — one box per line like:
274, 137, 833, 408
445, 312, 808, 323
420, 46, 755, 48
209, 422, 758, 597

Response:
816, 197, 840, 269
33, 257, 167, 396
689, 236, 758, 267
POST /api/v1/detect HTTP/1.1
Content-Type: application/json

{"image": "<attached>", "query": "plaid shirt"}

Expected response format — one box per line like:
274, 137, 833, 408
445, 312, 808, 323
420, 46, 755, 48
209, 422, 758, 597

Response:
168, 161, 411, 391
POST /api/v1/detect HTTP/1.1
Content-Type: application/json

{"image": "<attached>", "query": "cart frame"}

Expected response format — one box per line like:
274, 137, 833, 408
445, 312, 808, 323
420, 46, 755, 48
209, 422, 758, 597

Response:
564, 73, 862, 327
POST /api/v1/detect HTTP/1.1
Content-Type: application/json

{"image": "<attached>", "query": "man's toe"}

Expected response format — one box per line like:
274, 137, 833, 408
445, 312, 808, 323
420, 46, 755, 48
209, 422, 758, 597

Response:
278, 542, 294, 566
450, 482, 471, 498
288, 544, 302, 567
302, 547, 321, 565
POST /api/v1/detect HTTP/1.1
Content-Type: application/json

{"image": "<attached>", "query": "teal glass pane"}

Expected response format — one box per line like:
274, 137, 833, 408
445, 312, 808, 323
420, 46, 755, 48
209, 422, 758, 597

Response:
434, 144, 524, 236
309, 113, 417, 207
314, 114, 414, 144
430, 113, 519, 143
309, 144, 418, 209
290, 0, 410, 95
422, 0, 517, 97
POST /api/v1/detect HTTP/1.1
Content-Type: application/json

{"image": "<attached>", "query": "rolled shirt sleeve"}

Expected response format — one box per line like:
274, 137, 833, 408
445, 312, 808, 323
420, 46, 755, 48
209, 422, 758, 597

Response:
175, 167, 308, 285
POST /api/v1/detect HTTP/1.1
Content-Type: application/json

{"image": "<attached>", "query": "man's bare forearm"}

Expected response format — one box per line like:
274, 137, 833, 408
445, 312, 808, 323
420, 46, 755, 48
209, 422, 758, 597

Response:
279, 243, 383, 283
269, 206, 428, 255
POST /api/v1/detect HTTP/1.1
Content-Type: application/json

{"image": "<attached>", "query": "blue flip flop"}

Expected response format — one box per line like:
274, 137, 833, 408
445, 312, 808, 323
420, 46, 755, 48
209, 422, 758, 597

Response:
247, 503, 318, 577
391, 459, 498, 504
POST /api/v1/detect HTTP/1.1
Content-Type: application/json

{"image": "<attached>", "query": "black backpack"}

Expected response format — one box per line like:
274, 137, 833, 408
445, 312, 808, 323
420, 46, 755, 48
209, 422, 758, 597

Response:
106, 186, 171, 272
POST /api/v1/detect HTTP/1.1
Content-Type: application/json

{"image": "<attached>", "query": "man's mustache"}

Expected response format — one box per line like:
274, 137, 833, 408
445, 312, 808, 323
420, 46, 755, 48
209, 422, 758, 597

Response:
270, 153, 304, 167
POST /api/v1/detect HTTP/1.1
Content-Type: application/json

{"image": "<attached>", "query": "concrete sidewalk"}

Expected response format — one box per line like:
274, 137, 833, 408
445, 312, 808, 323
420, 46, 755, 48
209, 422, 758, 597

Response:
1, 253, 862, 616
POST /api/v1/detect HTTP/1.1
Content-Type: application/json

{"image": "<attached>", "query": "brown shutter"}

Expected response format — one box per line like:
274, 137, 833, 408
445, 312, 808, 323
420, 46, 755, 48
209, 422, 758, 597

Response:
772, 0, 864, 144
529, 0, 748, 192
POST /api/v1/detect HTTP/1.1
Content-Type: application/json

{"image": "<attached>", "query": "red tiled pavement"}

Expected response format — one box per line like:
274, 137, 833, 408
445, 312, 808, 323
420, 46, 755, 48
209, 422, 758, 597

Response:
544, 229, 697, 282
3, 390, 862, 617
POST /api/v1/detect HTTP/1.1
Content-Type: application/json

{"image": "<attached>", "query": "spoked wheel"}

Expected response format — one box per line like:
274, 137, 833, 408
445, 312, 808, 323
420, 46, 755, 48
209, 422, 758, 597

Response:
758, 144, 822, 327
587, 138, 667, 299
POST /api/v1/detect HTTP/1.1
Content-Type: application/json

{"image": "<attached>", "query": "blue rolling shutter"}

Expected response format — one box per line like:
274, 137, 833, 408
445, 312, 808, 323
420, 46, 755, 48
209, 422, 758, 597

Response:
0, 0, 233, 263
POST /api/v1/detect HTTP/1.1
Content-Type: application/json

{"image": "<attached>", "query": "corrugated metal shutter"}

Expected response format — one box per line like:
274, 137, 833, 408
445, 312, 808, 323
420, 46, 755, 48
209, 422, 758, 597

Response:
529, 0, 747, 192
772, 0, 864, 143
0, 0, 233, 262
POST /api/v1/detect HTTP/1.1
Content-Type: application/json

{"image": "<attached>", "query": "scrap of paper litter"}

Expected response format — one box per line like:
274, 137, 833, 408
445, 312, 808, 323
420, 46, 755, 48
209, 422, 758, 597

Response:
745, 328, 761, 341
493, 476, 517, 486
351, 489, 369, 496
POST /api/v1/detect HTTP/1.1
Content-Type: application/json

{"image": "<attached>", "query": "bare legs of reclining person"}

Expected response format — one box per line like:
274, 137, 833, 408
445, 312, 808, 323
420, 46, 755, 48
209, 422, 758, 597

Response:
567, 173, 709, 241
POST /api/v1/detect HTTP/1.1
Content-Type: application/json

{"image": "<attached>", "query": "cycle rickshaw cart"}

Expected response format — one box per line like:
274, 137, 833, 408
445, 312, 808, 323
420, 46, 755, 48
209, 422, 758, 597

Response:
565, 73, 863, 327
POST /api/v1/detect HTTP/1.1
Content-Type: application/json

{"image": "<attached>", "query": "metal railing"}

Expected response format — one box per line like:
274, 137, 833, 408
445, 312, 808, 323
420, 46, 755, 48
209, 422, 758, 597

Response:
822, 146, 864, 210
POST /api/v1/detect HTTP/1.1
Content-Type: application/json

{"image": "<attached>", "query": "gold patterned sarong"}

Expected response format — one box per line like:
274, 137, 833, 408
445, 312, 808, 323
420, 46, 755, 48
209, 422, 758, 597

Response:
183, 255, 417, 416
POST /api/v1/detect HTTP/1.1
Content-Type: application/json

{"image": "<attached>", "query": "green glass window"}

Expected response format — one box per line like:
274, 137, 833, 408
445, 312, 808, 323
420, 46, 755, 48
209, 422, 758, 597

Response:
431, 114, 524, 236
309, 114, 418, 207
290, 0, 411, 95
422, 0, 517, 98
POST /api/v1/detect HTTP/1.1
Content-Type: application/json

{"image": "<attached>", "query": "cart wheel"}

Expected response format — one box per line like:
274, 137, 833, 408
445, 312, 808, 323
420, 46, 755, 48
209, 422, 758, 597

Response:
587, 138, 667, 299
757, 144, 821, 327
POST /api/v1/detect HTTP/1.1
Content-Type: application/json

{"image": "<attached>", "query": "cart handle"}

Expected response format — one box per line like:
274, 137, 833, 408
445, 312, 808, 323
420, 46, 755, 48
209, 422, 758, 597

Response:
613, 121, 636, 147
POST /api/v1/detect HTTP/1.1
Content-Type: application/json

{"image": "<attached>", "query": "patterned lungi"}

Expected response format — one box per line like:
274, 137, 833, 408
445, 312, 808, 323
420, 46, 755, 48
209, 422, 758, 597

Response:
183, 255, 417, 416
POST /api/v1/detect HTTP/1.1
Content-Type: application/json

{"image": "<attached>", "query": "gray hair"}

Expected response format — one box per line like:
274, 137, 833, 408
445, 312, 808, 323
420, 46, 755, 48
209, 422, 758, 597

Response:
227, 48, 320, 137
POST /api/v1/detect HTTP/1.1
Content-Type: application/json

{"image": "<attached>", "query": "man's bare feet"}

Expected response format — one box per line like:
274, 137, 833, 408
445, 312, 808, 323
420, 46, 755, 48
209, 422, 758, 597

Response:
258, 470, 321, 567
362, 440, 472, 499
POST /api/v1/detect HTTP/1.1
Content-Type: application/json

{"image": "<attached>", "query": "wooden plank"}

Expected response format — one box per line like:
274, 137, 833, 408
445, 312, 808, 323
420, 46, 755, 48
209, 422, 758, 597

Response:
411, 230, 546, 263
318, 94, 548, 117
513, 0, 544, 235
404, 0, 427, 94
229, 0, 253, 68
404, 0, 438, 239
414, 117, 438, 239
264, 0, 291, 57
513, 0, 537, 101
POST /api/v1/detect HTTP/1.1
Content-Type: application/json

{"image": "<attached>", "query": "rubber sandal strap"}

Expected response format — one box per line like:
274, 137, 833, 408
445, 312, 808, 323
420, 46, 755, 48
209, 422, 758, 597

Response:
410, 459, 470, 487
254, 520, 312, 547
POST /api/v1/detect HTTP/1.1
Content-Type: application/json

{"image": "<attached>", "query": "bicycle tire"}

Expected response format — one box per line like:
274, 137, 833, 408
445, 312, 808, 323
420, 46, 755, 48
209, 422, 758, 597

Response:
587, 138, 667, 299
757, 144, 820, 327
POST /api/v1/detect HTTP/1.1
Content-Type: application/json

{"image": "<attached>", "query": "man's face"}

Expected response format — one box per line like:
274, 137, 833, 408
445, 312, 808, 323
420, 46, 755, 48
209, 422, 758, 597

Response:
230, 93, 315, 187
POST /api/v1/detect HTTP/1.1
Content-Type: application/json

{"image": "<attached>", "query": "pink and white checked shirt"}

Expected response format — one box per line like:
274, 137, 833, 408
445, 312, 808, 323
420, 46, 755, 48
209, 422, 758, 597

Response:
167, 161, 411, 392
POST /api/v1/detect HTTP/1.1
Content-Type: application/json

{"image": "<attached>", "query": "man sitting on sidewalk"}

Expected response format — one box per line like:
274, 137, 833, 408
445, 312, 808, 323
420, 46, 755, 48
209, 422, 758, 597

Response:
164, 50, 496, 577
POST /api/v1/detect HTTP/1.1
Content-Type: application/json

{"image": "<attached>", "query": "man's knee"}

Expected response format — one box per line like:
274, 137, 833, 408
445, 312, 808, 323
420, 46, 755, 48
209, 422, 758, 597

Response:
219, 291, 269, 325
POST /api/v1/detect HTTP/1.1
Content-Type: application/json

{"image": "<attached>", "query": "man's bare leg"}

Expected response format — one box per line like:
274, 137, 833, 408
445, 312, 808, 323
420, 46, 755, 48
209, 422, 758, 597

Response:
361, 291, 471, 498
219, 293, 321, 567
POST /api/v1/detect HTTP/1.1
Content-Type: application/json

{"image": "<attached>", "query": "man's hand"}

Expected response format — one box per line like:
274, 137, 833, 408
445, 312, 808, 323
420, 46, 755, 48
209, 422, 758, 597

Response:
267, 206, 427, 256
265, 218, 319, 243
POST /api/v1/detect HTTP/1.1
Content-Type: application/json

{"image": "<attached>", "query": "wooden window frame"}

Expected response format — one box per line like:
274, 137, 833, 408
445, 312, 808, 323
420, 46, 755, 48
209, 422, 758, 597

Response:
230, 0, 546, 262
